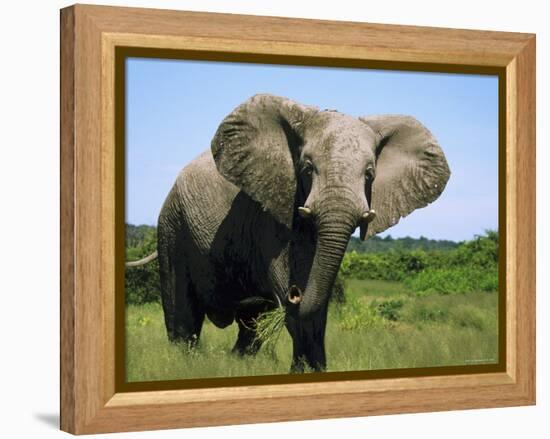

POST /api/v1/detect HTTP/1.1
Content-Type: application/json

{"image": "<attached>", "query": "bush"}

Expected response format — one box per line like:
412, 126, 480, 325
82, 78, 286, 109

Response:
339, 231, 499, 295
125, 224, 161, 304
450, 230, 499, 269
375, 299, 404, 321
333, 297, 386, 331
340, 251, 405, 281
404, 266, 498, 296
126, 224, 157, 259
125, 260, 161, 304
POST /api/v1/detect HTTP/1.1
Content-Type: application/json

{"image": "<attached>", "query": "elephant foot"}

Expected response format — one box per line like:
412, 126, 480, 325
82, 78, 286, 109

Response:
231, 337, 262, 356
290, 355, 326, 373
168, 332, 200, 350
289, 361, 305, 374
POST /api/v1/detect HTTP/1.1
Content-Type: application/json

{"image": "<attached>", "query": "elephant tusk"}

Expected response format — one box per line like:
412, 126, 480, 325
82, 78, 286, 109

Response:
287, 285, 303, 305
362, 209, 376, 223
298, 206, 313, 219
288, 295, 302, 305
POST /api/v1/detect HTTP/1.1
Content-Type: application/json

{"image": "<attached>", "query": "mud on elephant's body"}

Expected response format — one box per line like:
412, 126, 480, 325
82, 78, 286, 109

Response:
143, 94, 450, 372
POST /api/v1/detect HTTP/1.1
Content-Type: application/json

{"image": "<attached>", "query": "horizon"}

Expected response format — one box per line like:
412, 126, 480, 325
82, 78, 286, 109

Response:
126, 58, 499, 241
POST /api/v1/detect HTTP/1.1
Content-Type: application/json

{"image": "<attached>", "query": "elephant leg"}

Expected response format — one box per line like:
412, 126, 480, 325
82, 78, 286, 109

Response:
232, 318, 261, 356
173, 272, 205, 348
232, 299, 273, 356
286, 304, 328, 373
159, 249, 204, 347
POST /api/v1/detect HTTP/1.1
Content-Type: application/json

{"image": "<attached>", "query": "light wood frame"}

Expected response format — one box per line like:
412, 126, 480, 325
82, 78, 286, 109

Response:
60, 4, 536, 434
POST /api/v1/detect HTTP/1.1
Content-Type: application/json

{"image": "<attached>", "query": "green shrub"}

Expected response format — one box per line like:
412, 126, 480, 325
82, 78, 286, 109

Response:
450, 230, 499, 269
125, 224, 161, 304
339, 251, 407, 281
404, 266, 498, 296
340, 231, 499, 295
375, 299, 404, 321
126, 224, 157, 259
333, 297, 386, 331
125, 259, 161, 304
339, 238, 496, 284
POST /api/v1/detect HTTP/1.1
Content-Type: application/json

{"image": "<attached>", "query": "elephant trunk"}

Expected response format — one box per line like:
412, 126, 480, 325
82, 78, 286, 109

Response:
298, 202, 358, 320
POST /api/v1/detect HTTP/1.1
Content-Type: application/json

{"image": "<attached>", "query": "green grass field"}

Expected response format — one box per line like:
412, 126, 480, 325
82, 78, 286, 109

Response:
126, 279, 499, 382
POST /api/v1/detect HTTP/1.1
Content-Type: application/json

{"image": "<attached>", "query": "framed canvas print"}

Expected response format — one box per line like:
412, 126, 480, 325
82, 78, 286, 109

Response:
60, 4, 536, 434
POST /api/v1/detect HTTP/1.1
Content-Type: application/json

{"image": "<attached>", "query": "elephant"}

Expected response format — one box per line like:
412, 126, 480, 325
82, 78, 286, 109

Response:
127, 93, 450, 373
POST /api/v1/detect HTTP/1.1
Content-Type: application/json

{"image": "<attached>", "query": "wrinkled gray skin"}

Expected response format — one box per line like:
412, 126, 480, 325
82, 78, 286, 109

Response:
154, 94, 450, 372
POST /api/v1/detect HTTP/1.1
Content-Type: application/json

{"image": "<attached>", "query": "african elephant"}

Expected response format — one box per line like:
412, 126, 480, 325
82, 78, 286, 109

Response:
128, 94, 450, 373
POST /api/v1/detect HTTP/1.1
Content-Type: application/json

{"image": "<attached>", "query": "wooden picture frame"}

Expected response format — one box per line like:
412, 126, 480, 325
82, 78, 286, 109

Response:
60, 4, 536, 434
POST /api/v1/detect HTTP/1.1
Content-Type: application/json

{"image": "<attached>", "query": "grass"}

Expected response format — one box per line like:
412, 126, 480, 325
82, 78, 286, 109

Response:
345, 278, 409, 298
252, 307, 286, 352
126, 279, 499, 382
126, 303, 292, 381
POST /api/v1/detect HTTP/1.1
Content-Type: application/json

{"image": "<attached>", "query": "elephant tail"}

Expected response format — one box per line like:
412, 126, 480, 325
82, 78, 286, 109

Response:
125, 250, 158, 268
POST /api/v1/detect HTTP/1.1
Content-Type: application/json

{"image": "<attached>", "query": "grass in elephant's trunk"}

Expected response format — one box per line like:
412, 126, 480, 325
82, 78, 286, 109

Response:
252, 307, 286, 355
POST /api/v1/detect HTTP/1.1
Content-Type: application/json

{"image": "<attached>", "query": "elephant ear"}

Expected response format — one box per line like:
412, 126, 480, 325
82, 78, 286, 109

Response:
211, 94, 318, 228
360, 115, 450, 237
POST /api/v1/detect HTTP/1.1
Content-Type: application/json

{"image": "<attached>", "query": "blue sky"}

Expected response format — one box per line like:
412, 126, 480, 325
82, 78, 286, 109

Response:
126, 58, 498, 241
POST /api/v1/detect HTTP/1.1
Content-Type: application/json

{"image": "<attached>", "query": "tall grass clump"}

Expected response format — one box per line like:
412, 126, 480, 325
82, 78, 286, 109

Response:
332, 296, 390, 331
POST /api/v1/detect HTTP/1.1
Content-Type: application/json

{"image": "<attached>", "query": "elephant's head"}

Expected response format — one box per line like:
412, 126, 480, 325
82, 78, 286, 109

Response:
211, 94, 450, 320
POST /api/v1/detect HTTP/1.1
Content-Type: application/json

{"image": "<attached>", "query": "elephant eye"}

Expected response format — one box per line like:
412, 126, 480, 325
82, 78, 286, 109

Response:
302, 160, 314, 176
365, 167, 375, 182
